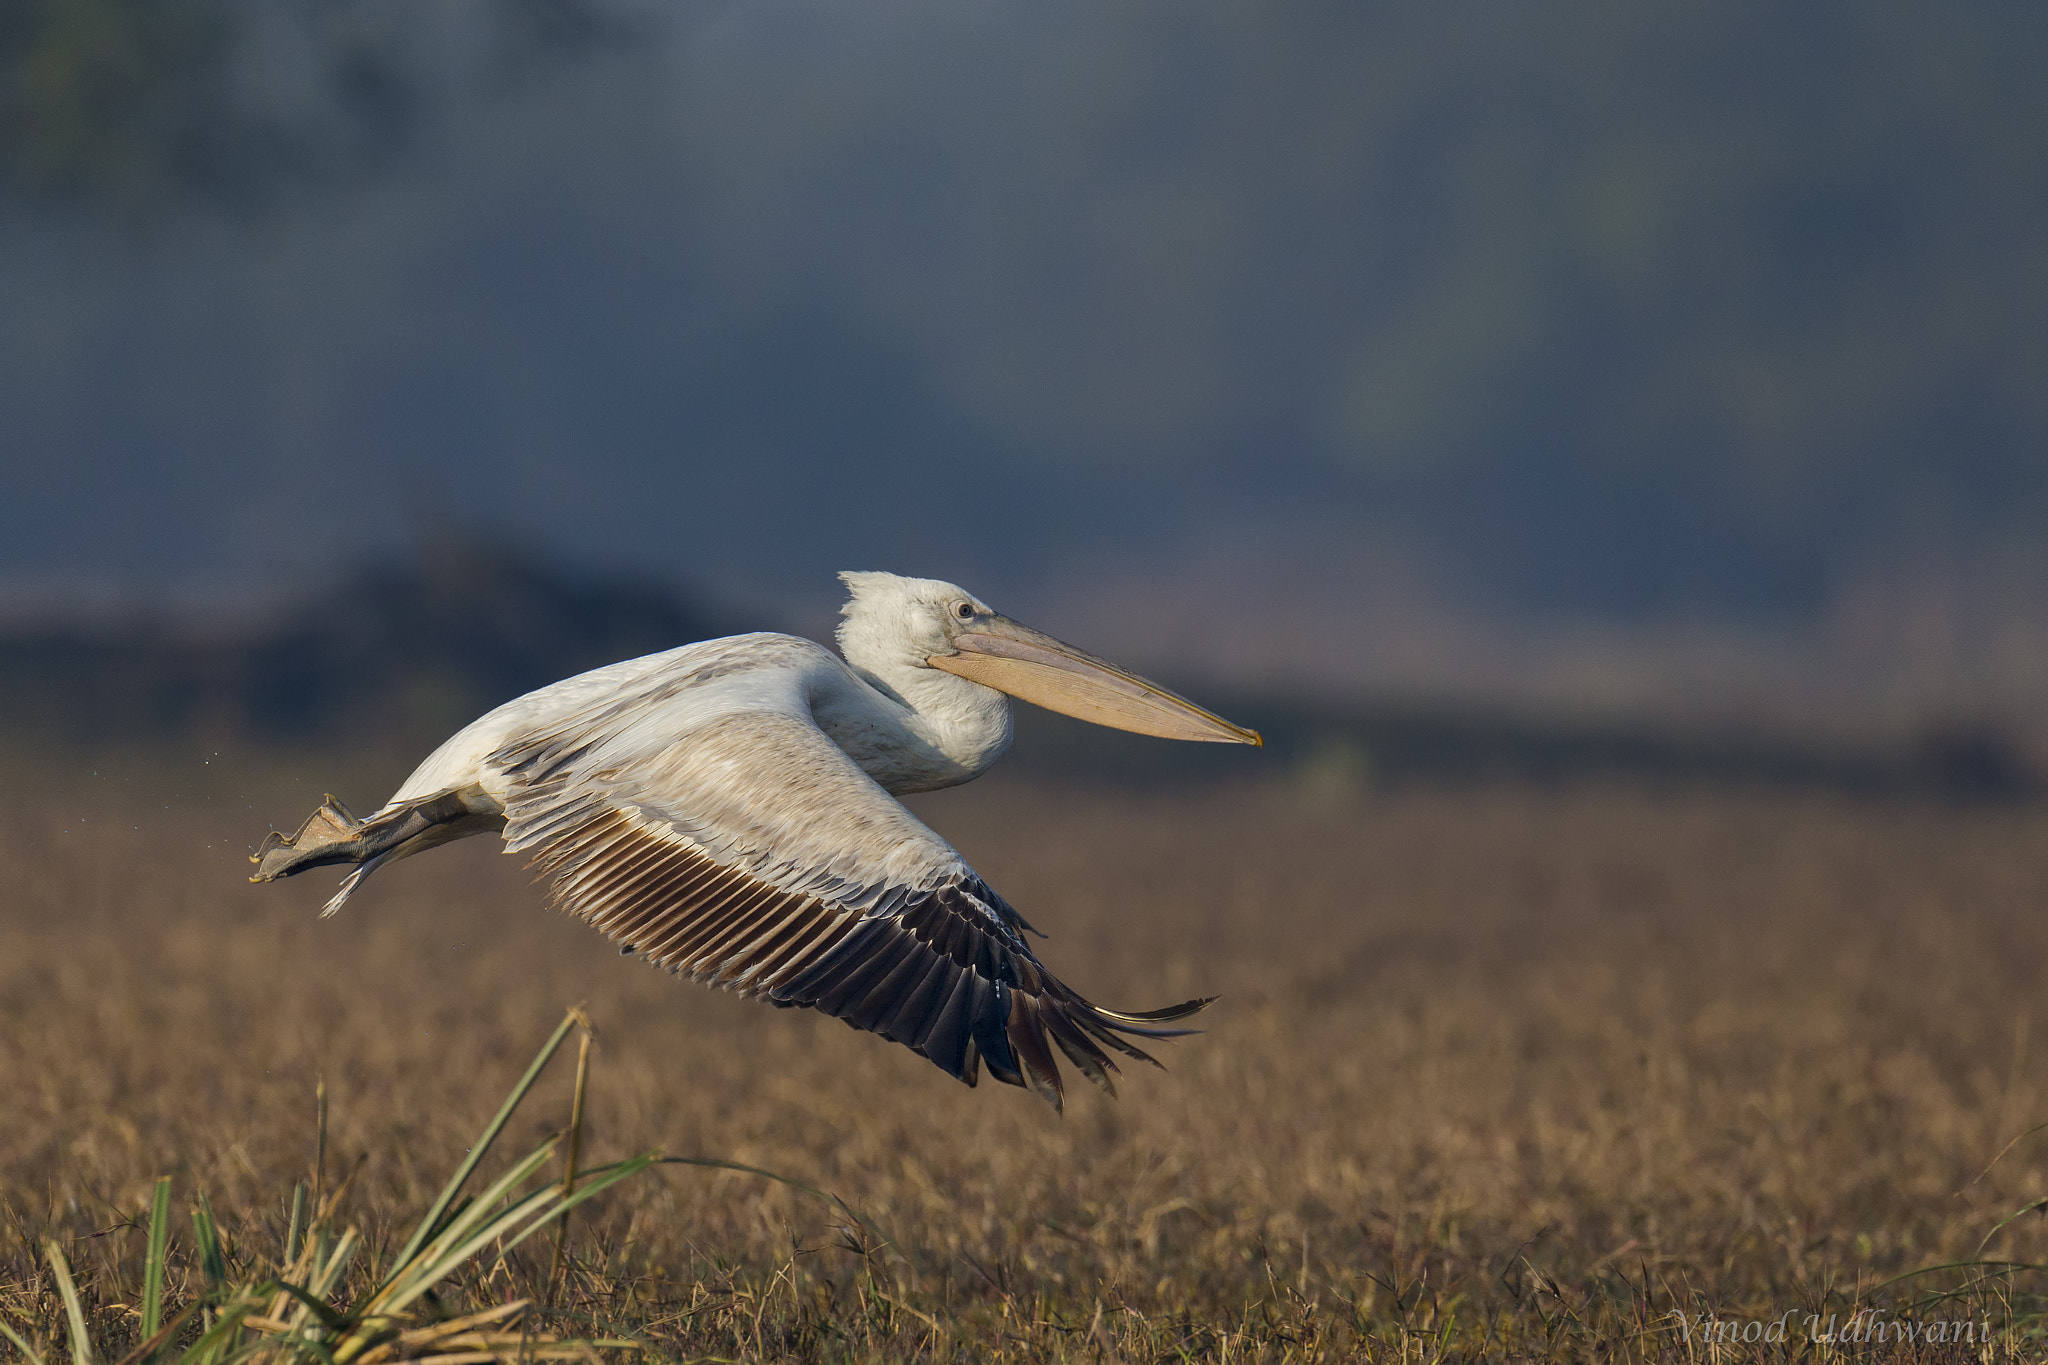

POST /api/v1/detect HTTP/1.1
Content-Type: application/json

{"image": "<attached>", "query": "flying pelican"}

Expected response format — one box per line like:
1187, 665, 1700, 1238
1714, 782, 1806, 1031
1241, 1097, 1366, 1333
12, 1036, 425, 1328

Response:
252, 572, 1261, 1108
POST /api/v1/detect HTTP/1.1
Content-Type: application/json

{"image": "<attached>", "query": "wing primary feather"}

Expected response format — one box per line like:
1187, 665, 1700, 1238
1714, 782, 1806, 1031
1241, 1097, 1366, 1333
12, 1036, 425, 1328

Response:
1005, 993, 1066, 1109
1065, 1010, 1166, 1066
966, 916, 1012, 982
1008, 955, 1047, 996
1041, 1005, 1119, 1094
775, 918, 888, 1001
969, 979, 1021, 1088
913, 968, 977, 1078
814, 933, 916, 1017
844, 941, 939, 1032
882, 954, 956, 1046
1087, 997, 1217, 1026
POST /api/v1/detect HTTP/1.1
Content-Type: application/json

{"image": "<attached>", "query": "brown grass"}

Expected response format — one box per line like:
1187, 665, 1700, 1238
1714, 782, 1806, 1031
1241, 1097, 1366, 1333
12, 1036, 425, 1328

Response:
4, 761, 2048, 1360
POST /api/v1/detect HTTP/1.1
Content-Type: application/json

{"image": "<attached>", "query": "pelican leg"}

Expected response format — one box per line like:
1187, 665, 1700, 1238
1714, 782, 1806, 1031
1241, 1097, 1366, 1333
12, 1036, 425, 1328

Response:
250, 787, 501, 883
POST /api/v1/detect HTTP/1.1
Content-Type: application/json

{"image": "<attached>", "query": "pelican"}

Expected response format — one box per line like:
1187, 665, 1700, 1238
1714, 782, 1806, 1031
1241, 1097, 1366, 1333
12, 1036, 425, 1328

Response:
252, 572, 1260, 1108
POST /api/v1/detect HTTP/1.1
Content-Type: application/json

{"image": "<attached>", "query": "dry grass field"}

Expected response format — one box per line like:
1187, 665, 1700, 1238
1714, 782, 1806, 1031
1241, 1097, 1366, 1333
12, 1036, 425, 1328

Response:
5, 756, 2048, 1361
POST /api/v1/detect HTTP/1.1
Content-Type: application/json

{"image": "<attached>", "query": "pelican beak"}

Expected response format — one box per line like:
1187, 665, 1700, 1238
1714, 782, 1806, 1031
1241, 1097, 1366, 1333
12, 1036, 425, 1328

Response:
929, 617, 1262, 746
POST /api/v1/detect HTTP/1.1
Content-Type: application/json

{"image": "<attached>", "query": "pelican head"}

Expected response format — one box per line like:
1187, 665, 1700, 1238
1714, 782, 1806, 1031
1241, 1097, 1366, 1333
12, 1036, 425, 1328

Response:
837, 571, 1261, 746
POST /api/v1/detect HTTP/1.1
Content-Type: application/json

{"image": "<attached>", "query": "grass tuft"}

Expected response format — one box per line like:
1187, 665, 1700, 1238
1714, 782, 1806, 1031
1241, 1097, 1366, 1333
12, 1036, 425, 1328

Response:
5, 1010, 665, 1362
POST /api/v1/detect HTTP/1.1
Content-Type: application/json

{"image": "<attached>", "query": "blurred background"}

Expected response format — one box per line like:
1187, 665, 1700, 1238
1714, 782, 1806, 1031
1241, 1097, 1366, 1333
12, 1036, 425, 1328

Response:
5, 0, 2048, 794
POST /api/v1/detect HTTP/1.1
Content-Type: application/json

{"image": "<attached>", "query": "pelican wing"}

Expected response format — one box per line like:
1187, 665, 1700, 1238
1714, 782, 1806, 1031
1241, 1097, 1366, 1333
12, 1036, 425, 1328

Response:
492, 703, 1204, 1109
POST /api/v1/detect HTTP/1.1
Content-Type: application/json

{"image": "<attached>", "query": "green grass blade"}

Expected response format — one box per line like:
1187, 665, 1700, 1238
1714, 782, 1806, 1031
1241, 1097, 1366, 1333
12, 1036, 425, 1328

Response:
109, 1299, 205, 1365
260, 1279, 350, 1336
0, 1315, 50, 1365
430, 1161, 639, 1282
379, 1153, 662, 1311
383, 1183, 586, 1319
192, 1194, 228, 1289
248, 1333, 340, 1365
173, 1295, 261, 1365
377, 1193, 557, 1316
41, 1238, 96, 1365
410, 1142, 557, 1259
1869, 1257, 2048, 1292
368, 1141, 561, 1315
284, 1182, 306, 1266
385, 1009, 578, 1277
484, 1153, 662, 1271
303, 1228, 358, 1302
140, 1176, 172, 1341
375, 1155, 663, 1321
1974, 1194, 2048, 1261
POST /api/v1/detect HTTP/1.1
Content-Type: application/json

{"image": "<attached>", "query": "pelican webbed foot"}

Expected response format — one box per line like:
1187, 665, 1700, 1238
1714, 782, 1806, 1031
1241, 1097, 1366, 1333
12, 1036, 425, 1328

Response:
250, 794, 364, 882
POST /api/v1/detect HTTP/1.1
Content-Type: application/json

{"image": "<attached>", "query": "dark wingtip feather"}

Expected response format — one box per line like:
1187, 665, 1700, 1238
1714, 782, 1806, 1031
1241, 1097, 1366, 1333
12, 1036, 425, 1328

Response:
1078, 995, 1216, 1039
1095, 995, 1217, 1024
1044, 1010, 1120, 1097
1005, 994, 1067, 1111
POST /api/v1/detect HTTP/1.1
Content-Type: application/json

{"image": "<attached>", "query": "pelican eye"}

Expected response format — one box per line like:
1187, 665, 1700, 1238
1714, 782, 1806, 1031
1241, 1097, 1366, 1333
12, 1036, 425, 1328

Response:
953, 601, 975, 620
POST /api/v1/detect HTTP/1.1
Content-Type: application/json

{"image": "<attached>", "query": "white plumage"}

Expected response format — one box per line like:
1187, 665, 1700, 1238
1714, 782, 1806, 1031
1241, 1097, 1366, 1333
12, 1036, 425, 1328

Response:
253, 572, 1260, 1108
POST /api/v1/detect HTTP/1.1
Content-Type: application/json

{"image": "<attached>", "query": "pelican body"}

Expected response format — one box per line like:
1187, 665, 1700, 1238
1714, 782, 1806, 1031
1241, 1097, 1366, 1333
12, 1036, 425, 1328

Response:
253, 572, 1260, 1108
